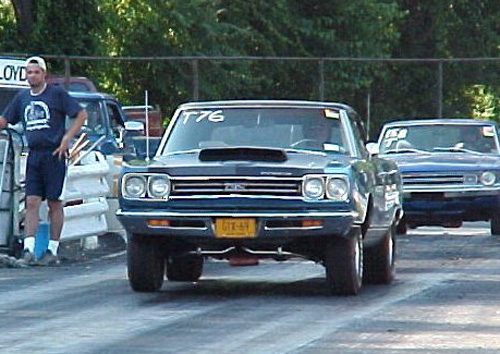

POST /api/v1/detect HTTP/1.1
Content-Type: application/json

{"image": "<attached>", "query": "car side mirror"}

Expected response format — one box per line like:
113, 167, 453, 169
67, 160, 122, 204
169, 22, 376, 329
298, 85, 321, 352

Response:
124, 120, 145, 133
366, 142, 380, 155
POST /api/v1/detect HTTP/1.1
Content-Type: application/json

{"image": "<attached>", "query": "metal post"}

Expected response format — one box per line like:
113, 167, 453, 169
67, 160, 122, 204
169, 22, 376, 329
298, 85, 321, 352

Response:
366, 91, 371, 140
145, 90, 150, 162
318, 59, 325, 101
192, 60, 199, 101
437, 61, 443, 118
64, 57, 71, 90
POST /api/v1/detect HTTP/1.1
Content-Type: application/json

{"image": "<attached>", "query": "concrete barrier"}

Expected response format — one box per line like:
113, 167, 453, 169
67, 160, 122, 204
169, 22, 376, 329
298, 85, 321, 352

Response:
59, 151, 110, 241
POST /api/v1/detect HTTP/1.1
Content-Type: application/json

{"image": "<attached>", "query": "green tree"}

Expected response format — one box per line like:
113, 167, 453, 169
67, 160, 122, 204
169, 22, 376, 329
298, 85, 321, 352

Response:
2, 0, 499, 129
1, 0, 106, 80
371, 0, 500, 133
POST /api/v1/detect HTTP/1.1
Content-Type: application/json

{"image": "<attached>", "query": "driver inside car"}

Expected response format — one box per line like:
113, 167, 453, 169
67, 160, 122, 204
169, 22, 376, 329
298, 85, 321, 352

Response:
292, 118, 344, 152
455, 126, 493, 153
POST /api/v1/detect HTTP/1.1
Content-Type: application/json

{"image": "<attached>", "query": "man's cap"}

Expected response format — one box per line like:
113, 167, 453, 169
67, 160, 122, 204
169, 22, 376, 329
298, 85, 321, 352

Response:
25, 56, 47, 72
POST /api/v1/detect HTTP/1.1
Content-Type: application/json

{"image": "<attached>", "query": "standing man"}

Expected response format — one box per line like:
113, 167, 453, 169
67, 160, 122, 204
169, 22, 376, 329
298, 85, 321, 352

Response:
0, 56, 87, 266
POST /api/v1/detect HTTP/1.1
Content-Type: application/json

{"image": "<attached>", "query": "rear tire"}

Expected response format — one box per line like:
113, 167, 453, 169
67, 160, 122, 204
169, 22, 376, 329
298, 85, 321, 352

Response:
127, 233, 165, 292
363, 226, 396, 284
324, 229, 363, 295
166, 254, 204, 282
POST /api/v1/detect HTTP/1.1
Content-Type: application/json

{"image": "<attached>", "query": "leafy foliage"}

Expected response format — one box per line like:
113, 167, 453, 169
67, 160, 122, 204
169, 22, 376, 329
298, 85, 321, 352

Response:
1, 0, 500, 130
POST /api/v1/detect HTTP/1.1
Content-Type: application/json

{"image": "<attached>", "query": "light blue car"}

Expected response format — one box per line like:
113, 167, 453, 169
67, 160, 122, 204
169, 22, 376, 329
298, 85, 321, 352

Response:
371, 119, 500, 235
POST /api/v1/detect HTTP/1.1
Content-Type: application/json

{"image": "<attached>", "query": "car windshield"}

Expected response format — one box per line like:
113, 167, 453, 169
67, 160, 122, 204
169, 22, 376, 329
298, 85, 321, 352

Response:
379, 123, 500, 155
160, 107, 352, 155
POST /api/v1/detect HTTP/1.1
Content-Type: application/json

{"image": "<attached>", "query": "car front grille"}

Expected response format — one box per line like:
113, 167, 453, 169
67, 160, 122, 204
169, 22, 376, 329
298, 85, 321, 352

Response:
402, 173, 466, 187
170, 176, 303, 198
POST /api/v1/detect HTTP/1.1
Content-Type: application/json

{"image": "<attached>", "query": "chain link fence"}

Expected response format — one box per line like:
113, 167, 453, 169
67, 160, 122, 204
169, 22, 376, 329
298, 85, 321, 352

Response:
6, 54, 500, 139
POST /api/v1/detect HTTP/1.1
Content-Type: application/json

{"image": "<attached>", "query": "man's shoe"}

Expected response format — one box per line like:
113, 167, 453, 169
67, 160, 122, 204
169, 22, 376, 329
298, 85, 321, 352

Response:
36, 250, 60, 266
15, 249, 35, 267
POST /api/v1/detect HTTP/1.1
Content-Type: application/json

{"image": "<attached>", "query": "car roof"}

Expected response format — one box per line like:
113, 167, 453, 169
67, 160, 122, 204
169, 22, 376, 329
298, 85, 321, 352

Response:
383, 118, 498, 127
177, 100, 353, 111
46, 76, 97, 92
68, 91, 117, 101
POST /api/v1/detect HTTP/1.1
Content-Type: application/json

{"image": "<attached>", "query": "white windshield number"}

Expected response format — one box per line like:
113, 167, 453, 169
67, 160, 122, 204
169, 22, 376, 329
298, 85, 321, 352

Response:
383, 128, 408, 148
183, 110, 225, 124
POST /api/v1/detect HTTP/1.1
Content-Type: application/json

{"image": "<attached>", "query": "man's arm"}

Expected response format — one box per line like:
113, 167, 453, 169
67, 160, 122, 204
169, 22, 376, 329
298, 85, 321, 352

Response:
53, 109, 88, 159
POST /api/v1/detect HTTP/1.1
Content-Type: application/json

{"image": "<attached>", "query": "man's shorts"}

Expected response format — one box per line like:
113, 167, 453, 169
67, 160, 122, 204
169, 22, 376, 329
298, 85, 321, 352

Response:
25, 150, 67, 201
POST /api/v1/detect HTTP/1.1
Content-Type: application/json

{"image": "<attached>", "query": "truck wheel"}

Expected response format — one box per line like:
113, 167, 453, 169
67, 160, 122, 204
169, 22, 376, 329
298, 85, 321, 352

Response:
363, 226, 396, 284
491, 214, 500, 236
127, 233, 165, 292
324, 229, 363, 295
166, 254, 204, 282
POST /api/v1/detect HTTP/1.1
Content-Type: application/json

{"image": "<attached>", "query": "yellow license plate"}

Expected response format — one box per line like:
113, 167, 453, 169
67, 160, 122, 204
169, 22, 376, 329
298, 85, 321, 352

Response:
214, 218, 256, 238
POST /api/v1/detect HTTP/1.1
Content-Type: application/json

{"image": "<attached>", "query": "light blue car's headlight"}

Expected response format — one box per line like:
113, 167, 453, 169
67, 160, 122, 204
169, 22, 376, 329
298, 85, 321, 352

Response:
148, 175, 171, 198
326, 177, 349, 201
123, 175, 147, 198
303, 177, 325, 199
480, 171, 496, 186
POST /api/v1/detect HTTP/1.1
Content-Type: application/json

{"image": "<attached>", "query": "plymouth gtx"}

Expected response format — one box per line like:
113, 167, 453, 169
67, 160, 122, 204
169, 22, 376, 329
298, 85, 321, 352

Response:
117, 100, 403, 295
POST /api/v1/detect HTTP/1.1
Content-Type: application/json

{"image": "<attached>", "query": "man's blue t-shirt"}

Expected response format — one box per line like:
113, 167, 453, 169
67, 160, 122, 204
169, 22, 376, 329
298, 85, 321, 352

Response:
2, 85, 82, 150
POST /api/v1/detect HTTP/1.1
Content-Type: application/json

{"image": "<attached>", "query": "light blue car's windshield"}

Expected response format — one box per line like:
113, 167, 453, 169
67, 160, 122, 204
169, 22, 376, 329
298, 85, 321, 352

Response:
160, 107, 351, 155
380, 124, 500, 155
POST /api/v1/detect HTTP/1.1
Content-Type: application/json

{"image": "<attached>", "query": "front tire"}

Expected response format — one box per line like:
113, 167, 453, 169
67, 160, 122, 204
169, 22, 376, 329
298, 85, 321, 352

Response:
127, 233, 165, 292
324, 229, 363, 295
363, 226, 396, 284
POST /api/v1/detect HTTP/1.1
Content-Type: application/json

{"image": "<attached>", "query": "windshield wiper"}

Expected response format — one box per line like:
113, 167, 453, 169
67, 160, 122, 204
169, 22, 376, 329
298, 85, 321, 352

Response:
284, 148, 327, 156
432, 147, 482, 155
162, 149, 200, 156
383, 148, 429, 154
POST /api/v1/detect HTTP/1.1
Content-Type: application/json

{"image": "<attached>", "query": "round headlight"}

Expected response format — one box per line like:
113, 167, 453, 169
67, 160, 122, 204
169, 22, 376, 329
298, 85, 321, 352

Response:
326, 178, 349, 201
303, 177, 324, 199
124, 175, 146, 198
148, 176, 171, 198
480, 171, 496, 186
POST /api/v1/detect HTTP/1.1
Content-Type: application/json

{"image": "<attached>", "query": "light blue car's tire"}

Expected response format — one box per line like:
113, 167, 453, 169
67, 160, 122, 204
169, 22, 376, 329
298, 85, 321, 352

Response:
491, 215, 500, 236
396, 220, 407, 235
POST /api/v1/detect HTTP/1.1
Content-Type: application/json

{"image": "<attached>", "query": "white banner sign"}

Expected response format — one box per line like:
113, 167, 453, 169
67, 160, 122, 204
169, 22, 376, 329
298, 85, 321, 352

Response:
0, 58, 28, 88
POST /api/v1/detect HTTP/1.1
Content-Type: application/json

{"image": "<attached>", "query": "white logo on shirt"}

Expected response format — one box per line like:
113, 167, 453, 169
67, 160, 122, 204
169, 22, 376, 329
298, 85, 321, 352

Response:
23, 101, 50, 131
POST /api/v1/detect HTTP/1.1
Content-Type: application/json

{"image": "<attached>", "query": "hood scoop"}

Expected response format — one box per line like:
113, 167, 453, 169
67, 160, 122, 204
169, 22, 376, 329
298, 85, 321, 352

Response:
199, 147, 288, 162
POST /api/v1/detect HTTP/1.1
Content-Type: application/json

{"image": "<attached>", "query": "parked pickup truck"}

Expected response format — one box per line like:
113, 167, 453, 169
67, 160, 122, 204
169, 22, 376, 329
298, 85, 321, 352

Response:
67, 93, 162, 159
68, 91, 131, 155
123, 105, 164, 137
